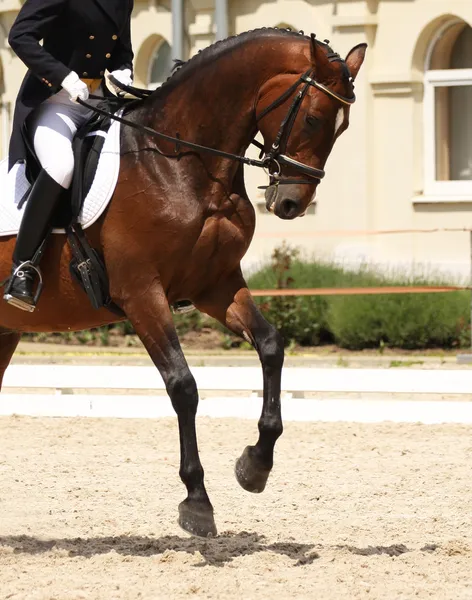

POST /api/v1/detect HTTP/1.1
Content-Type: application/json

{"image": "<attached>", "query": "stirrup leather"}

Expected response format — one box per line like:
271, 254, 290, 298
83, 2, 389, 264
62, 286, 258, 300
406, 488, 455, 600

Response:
3, 261, 44, 313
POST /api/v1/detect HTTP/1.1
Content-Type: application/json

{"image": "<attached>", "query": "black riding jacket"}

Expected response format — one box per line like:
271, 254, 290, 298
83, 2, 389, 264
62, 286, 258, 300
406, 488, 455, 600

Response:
8, 0, 134, 170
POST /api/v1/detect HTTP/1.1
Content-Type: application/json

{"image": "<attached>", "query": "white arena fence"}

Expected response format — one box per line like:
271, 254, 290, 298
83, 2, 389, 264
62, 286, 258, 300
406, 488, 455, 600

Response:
0, 365, 472, 424
2, 364, 472, 396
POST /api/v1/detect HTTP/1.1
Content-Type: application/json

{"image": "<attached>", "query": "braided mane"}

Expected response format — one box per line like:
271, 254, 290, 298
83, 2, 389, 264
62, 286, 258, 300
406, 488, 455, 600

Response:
158, 27, 316, 92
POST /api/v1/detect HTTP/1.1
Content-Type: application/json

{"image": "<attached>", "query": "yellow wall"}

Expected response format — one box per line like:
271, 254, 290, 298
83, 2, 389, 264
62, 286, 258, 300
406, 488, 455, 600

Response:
1, 0, 471, 278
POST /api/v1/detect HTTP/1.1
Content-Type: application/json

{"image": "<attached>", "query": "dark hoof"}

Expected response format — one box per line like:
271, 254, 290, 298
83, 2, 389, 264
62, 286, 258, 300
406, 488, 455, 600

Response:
235, 446, 271, 493
178, 499, 217, 538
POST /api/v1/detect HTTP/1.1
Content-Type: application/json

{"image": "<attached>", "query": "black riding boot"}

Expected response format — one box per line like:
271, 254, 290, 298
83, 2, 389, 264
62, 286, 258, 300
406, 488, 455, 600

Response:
3, 169, 65, 312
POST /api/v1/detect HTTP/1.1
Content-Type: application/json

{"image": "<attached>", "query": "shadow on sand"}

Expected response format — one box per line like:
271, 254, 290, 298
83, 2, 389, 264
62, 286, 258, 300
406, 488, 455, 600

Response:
0, 531, 320, 566
0, 533, 448, 566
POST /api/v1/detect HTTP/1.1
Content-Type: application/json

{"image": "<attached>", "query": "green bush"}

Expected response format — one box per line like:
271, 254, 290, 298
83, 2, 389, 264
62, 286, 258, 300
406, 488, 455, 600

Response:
327, 283, 470, 350
247, 242, 470, 350
248, 245, 332, 345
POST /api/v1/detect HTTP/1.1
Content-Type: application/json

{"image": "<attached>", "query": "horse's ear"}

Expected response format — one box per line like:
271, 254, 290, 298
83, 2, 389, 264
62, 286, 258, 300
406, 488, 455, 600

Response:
345, 43, 367, 81
310, 34, 333, 82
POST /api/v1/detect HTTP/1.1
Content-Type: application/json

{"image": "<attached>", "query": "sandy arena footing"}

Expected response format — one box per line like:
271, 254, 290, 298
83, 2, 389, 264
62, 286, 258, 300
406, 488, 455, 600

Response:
1, 415, 471, 599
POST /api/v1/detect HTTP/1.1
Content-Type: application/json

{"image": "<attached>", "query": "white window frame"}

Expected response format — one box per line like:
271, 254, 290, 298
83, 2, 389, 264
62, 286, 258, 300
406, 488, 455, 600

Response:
421, 17, 472, 201
423, 68, 472, 199
148, 39, 172, 90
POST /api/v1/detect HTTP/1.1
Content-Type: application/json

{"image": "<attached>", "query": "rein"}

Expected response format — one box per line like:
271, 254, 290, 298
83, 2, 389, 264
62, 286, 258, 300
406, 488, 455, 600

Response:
79, 96, 270, 170
78, 67, 355, 187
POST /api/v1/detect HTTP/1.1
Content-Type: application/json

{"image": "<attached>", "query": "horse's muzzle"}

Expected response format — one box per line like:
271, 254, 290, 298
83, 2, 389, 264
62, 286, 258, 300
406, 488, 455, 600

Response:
265, 183, 310, 219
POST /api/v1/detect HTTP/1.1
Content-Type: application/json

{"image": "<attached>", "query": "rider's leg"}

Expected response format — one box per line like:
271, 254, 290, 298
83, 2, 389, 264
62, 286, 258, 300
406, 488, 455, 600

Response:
4, 99, 91, 311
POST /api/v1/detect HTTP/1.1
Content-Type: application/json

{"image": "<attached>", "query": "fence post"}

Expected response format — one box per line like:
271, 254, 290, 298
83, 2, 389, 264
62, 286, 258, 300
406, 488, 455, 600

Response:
457, 230, 472, 363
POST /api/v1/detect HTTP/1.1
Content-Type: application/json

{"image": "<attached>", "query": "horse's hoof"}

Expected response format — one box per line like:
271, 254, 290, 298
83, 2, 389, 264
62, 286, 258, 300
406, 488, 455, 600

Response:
235, 446, 271, 493
178, 499, 217, 538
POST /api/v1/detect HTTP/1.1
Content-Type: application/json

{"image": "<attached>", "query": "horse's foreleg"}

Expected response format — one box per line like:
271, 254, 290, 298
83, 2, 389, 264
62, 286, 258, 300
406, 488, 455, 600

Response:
120, 288, 216, 538
194, 270, 284, 493
0, 330, 21, 389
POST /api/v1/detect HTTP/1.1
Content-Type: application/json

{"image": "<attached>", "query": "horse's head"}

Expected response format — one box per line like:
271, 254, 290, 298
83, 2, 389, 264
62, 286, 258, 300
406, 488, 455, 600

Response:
256, 35, 367, 219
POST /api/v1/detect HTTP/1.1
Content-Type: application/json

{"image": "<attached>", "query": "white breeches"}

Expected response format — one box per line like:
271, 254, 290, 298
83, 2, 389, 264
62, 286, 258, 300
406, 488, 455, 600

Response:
29, 88, 102, 189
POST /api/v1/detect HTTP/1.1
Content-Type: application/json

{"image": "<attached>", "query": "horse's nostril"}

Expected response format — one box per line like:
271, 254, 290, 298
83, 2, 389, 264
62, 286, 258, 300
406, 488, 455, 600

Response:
281, 199, 300, 219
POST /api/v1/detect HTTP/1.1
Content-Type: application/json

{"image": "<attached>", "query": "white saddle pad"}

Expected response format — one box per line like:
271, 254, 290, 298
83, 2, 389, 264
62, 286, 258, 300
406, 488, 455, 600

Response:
0, 110, 122, 237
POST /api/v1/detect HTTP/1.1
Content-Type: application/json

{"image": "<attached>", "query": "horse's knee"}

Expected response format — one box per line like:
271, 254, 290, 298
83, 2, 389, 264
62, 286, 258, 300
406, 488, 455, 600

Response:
258, 327, 284, 370
167, 370, 198, 412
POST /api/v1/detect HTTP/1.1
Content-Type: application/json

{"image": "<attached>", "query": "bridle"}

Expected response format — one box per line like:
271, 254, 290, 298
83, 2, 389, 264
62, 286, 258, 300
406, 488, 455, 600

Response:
77, 57, 356, 189
253, 68, 356, 188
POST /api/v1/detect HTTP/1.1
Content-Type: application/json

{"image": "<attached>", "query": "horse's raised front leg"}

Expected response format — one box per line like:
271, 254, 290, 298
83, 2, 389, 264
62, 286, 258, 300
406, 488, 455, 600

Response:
119, 286, 216, 538
0, 330, 21, 389
194, 269, 284, 493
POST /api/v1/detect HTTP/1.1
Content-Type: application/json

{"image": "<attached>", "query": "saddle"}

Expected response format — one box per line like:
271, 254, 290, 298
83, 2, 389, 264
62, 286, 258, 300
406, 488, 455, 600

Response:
20, 95, 133, 315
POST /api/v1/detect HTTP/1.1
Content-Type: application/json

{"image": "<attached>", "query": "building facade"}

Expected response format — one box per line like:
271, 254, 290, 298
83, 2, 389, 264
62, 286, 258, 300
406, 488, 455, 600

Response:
0, 0, 471, 277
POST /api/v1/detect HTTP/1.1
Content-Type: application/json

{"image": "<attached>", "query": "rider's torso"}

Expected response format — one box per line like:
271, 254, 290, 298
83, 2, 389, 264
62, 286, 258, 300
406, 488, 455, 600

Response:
40, 0, 132, 80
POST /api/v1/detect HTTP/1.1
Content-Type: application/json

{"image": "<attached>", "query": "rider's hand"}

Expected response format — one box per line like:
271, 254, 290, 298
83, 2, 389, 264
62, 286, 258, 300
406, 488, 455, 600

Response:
109, 68, 133, 93
61, 71, 89, 102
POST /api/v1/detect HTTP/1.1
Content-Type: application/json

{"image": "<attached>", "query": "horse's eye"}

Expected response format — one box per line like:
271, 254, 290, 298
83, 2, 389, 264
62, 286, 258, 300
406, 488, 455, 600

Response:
305, 114, 322, 131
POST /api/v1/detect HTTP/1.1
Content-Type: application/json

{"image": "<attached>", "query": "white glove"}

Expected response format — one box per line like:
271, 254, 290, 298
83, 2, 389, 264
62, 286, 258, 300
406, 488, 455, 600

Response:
109, 68, 133, 93
61, 71, 89, 102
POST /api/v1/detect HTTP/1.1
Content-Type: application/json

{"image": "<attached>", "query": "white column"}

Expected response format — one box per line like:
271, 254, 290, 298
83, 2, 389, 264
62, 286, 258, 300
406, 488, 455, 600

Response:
215, 0, 228, 41
171, 0, 184, 61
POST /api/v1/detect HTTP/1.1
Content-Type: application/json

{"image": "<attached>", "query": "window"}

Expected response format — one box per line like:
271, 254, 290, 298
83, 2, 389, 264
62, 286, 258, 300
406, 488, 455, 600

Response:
148, 40, 173, 89
424, 22, 472, 199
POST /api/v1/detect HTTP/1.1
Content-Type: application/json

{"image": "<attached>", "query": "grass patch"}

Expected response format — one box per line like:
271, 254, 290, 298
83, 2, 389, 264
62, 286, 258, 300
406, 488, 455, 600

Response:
389, 360, 425, 368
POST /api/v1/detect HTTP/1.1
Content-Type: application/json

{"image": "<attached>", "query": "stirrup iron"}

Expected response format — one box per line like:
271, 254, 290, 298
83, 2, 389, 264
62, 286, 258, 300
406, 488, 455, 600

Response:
172, 300, 196, 315
3, 261, 44, 313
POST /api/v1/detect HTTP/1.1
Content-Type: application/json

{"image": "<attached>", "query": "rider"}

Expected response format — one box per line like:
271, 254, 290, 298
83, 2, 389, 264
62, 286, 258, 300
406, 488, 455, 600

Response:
4, 0, 134, 312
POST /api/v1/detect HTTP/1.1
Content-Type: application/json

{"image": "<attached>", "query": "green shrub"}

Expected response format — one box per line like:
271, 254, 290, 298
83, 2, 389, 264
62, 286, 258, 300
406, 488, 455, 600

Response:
172, 309, 206, 336
328, 287, 470, 350
254, 294, 328, 346
248, 244, 332, 345
248, 243, 470, 350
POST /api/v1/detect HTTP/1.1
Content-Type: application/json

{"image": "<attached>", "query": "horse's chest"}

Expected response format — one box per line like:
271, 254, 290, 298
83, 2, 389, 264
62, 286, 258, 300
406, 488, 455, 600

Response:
195, 211, 253, 269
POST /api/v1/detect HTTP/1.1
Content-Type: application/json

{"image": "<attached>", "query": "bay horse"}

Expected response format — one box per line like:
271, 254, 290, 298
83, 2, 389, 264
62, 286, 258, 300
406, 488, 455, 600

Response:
0, 29, 366, 537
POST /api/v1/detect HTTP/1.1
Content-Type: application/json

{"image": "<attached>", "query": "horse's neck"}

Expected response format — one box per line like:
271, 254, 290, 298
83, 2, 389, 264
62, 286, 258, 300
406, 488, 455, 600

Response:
165, 72, 257, 157
147, 38, 307, 161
